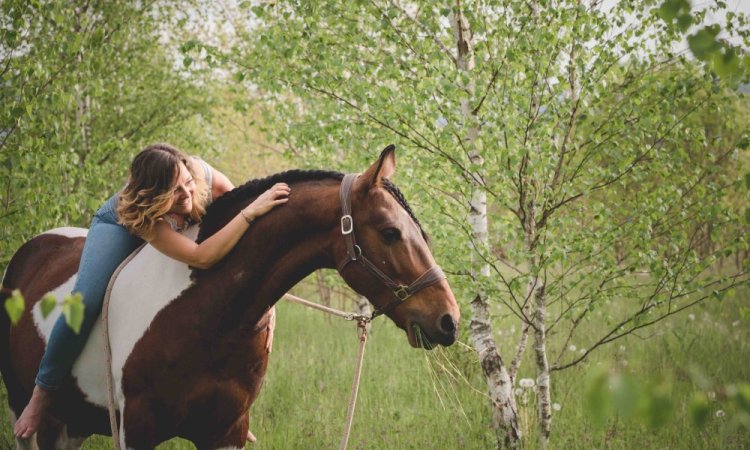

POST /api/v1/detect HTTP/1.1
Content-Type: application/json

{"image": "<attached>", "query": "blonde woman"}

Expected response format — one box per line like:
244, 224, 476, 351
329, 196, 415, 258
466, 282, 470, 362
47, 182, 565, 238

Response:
14, 143, 289, 441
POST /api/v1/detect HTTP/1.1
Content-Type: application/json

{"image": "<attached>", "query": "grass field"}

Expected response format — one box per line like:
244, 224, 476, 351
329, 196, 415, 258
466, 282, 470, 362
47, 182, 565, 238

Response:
1, 280, 748, 449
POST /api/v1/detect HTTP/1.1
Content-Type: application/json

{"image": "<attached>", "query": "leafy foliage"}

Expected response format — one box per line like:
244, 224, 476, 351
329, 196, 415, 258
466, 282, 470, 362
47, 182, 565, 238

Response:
210, 0, 750, 443
3, 290, 24, 325
659, 0, 750, 81
0, 0, 215, 268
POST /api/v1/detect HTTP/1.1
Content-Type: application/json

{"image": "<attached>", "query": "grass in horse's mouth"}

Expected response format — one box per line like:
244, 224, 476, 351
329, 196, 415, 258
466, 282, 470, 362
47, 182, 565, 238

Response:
412, 322, 435, 350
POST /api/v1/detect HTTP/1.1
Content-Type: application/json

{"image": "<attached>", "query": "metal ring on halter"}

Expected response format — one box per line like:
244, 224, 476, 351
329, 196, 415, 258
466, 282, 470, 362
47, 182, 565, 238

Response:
394, 285, 410, 301
341, 215, 354, 235
353, 245, 362, 258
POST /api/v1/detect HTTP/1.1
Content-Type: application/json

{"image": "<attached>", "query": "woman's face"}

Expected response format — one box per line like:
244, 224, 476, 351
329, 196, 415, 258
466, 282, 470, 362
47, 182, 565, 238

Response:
168, 162, 195, 216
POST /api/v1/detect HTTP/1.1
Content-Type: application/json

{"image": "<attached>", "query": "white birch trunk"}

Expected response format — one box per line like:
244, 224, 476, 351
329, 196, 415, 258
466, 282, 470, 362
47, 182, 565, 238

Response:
453, 4, 520, 447
525, 176, 552, 448
533, 281, 551, 448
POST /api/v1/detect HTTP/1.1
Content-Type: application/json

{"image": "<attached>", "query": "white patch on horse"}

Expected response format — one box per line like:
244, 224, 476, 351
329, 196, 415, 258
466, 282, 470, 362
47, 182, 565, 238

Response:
40, 227, 88, 239
32, 275, 77, 342
77, 226, 198, 408
27, 228, 87, 340
30, 226, 197, 410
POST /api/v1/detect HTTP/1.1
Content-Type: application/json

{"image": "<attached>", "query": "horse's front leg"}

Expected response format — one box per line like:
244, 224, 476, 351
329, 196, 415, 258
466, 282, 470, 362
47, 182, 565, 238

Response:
122, 396, 159, 450
194, 411, 248, 450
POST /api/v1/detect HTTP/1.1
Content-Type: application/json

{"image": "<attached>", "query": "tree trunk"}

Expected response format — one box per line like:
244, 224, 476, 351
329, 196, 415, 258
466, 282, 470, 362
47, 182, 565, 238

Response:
453, 3, 521, 448
533, 282, 551, 448
525, 197, 552, 447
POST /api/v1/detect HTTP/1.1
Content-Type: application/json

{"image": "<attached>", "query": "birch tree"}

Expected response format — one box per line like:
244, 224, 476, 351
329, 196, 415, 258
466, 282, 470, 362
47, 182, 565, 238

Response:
453, 3, 521, 446
209, 0, 750, 446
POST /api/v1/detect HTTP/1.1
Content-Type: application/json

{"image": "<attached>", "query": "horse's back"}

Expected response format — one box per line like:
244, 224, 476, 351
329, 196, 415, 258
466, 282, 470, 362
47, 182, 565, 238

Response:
3, 227, 87, 300
2, 225, 195, 409
1, 227, 87, 413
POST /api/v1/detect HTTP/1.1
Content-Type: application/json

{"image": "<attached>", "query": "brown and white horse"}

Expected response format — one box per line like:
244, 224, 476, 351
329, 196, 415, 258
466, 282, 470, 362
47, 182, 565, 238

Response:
0, 147, 460, 449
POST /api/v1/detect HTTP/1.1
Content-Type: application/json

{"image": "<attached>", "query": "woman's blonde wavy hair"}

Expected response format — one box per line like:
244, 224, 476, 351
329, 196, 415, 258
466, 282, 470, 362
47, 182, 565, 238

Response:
117, 143, 209, 239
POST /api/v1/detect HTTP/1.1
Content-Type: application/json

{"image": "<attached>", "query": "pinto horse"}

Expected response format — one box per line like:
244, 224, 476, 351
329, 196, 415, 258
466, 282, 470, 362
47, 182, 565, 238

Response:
0, 147, 460, 449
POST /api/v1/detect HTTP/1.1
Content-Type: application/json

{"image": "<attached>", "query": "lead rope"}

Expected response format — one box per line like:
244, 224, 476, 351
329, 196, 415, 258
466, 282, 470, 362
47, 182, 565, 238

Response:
103, 243, 147, 450
340, 319, 368, 450
283, 293, 370, 450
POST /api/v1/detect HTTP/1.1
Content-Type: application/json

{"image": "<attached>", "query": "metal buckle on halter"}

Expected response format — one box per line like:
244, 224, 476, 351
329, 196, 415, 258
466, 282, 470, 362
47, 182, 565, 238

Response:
341, 215, 354, 235
394, 285, 410, 301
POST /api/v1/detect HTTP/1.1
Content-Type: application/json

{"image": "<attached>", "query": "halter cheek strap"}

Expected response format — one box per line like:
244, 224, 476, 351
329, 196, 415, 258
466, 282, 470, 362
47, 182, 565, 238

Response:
336, 173, 446, 319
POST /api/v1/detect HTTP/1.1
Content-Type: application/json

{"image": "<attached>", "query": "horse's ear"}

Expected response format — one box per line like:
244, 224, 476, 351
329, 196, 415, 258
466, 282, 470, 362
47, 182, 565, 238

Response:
360, 144, 396, 190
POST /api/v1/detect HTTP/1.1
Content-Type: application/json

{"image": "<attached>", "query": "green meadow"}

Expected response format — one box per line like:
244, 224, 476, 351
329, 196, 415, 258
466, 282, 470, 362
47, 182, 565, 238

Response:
3, 281, 745, 449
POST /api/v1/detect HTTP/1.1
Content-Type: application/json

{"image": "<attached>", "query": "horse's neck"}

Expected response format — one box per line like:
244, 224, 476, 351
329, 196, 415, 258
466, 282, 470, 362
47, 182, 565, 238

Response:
196, 180, 341, 329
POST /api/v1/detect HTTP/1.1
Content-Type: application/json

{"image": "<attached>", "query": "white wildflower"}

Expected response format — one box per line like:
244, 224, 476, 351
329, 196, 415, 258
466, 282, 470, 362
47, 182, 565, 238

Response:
707, 391, 716, 401
732, 320, 741, 327
688, 313, 695, 321
568, 344, 577, 352
580, 348, 587, 355
621, 359, 629, 367
519, 378, 535, 389
552, 403, 562, 411
514, 388, 522, 396
619, 345, 626, 352
716, 410, 726, 418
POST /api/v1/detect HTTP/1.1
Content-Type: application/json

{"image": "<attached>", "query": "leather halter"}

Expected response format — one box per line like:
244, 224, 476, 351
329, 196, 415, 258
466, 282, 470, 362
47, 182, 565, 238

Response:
336, 173, 446, 319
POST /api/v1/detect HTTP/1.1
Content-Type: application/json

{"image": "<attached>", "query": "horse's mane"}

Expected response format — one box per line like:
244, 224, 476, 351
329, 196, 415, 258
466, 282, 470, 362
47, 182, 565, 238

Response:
197, 169, 426, 243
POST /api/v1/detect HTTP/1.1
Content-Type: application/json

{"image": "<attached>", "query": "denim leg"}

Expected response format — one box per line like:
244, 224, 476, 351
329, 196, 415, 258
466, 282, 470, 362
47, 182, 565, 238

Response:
36, 214, 143, 390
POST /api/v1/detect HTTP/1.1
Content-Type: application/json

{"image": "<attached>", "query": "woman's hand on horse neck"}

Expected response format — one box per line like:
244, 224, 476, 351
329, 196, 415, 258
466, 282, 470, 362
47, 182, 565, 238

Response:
148, 183, 291, 270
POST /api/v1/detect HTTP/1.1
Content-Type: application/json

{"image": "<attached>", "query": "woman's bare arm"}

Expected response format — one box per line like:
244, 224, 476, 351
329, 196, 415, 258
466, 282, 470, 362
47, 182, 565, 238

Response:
148, 183, 290, 269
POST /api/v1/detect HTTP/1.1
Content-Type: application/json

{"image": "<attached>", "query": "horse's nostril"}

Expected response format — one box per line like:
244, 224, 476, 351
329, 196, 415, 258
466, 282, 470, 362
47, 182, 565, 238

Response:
440, 314, 456, 334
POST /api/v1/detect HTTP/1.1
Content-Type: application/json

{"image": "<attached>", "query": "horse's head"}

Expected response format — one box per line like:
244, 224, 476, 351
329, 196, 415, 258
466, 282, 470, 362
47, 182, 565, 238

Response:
334, 146, 460, 349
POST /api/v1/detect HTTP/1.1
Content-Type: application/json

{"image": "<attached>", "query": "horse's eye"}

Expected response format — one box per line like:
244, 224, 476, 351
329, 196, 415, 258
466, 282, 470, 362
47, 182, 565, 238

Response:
380, 227, 401, 243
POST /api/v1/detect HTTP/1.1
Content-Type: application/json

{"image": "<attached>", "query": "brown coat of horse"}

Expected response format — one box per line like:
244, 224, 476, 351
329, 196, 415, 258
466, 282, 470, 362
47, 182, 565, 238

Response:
0, 147, 460, 449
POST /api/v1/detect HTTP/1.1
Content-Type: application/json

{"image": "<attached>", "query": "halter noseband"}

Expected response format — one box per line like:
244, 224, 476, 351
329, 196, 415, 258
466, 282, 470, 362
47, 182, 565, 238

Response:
336, 173, 446, 319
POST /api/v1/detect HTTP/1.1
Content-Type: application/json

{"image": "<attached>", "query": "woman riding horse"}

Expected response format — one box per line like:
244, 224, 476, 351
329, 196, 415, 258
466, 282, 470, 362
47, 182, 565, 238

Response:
13, 143, 290, 442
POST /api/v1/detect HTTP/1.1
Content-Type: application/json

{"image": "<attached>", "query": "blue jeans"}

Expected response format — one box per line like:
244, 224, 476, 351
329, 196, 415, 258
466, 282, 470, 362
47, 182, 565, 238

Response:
36, 194, 144, 390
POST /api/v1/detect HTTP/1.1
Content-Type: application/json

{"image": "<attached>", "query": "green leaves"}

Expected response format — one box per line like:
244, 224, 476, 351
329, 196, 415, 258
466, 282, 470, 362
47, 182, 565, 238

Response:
4, 289, 25, 325
687, 26, 722, 60
657, 1, 747, 79
657, 0, 693, 32
40, 293, 57, 318
2, 289, 83, 333
585, 369, 674, 429
1, 0, 216, 272
62, 293, 84, 334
